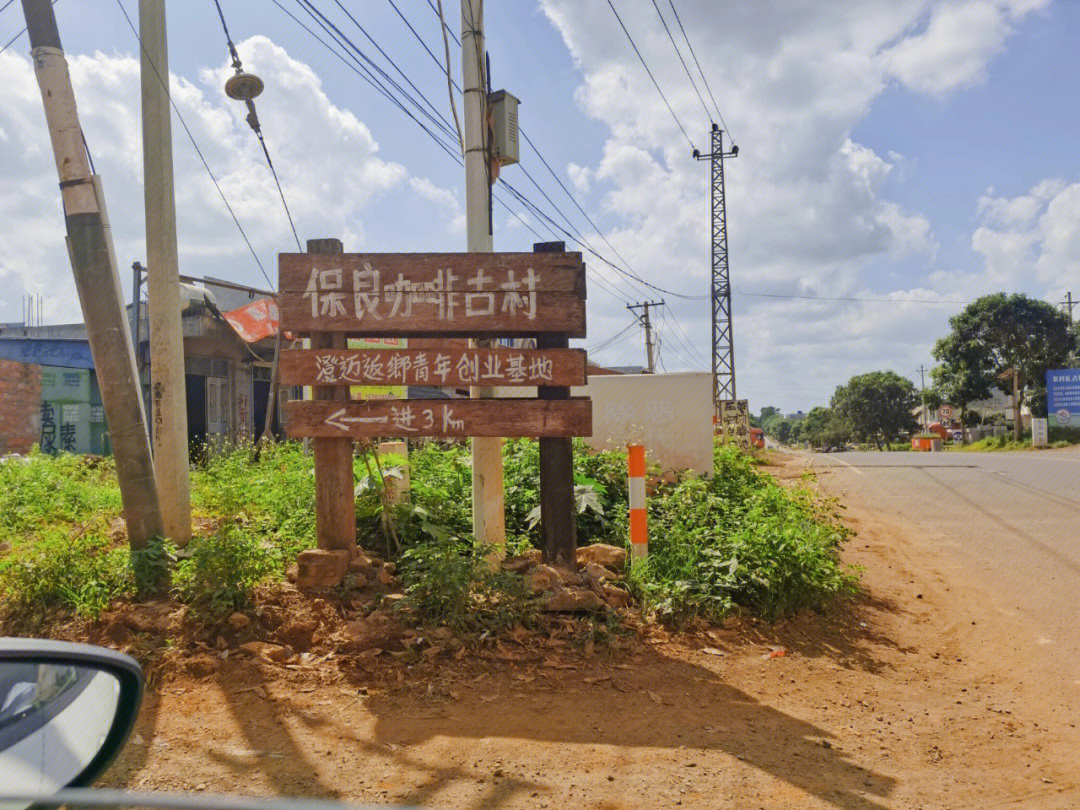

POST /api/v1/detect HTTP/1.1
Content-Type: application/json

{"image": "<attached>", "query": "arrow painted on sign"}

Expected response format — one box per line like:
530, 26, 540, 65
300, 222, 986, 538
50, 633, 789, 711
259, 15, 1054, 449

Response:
324, 408, 390, 432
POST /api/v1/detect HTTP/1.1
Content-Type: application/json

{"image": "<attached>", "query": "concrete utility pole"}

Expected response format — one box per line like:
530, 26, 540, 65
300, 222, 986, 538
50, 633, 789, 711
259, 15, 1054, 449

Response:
628, 301, 664, 373
917, 363, 928, 430
462, 0, 505, 552
1064, 291, 1075, 320
21, 0, 164, 548
139, 0, 191, 544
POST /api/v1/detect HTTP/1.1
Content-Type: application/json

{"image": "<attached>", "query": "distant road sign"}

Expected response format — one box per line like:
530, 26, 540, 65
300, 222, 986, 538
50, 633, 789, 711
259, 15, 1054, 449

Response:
941, 417, 954, 428
951, 430, 964, 442
939, 405, 954, 418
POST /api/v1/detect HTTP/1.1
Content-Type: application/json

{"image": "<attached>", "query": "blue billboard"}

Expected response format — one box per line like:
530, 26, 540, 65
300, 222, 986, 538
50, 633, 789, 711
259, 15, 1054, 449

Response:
1046, 368, 1080, 430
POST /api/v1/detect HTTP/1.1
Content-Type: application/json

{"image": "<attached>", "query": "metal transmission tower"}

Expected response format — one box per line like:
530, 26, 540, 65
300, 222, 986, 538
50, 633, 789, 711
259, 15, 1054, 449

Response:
694, 123, 738, 412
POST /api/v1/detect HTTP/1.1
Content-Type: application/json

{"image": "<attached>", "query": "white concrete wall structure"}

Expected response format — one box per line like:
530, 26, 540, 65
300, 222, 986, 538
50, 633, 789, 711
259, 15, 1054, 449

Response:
572, 372, 714, 477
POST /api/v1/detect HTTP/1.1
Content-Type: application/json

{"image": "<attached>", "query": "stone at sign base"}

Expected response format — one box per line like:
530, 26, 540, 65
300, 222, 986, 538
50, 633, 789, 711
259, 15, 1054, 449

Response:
296, 549, 351, 588
576, 543, 628, 570
544, 587, 606, 612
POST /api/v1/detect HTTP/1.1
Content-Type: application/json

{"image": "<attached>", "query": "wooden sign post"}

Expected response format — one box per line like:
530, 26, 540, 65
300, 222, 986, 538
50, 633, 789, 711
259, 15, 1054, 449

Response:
306, 239, 356, 555
279, 250, 592, 585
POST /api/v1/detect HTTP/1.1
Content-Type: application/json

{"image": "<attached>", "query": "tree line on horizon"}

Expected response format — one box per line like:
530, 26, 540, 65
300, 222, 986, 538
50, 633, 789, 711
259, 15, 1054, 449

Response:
756, 293, 1079, 450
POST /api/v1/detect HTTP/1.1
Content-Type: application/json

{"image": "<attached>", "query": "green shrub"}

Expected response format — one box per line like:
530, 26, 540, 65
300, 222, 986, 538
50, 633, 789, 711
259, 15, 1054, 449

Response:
0, 531, 132, 620
626, 445, 858, 623
172, 532, 278, 618
397, 538, 532, 632
131, 536, 177, 597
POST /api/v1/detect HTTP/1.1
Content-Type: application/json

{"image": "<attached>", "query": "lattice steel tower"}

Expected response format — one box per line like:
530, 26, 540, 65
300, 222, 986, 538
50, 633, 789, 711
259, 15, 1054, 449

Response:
694, 124, 738, 413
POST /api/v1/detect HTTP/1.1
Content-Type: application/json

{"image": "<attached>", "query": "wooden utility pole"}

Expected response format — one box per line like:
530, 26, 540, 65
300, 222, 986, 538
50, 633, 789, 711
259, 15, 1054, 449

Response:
139, 0, 191, 544
628, 301, 663, 373
1064, 291, 1075, 320
462, 0, 506, 553
307, 238, 357, 555
21, 0, 164, 547
535, 243, 577, 568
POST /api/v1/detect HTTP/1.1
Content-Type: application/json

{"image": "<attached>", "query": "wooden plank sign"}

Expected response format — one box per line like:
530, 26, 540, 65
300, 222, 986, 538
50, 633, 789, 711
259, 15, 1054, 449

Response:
279, 252, 586, 338
279, 347, 587, 388
286, 398, 592, 439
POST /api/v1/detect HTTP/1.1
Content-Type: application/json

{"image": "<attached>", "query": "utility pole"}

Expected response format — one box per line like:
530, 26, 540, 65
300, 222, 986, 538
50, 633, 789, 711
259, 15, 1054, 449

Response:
628, 301, 664, 373
1064, 291, 1075, 320
917, 363, 929, 430
21, 0, 164, 548
462, 0, 505, 553
139, 0, 191, 544
693, 124, 739, 414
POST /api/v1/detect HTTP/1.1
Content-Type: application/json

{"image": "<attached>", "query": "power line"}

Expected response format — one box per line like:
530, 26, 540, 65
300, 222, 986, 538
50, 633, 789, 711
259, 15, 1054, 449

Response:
0, 1, 15, 16
735, 288, 973, 305
211, 0, 302, 253
659, 306, 707, 367
330, 0, 457, 141
113, 0, 273, 290
667, 0, 735, 145
0, 0, 58, 56
293, 0, 459, 147
276, 0, 463, 164
606, 0, 695, 152
425, 0, 461, 46
587, 320, 638, 354
650, 0, 710, 123
410, 2, 706, 305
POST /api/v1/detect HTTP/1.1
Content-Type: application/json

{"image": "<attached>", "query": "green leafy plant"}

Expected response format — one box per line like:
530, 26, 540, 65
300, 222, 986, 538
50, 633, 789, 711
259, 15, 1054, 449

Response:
172, 532, 278, 619
131, 536, 177, 597
625, 444, 858, 624
0, 531, 132, 621
396, 537, 532, 633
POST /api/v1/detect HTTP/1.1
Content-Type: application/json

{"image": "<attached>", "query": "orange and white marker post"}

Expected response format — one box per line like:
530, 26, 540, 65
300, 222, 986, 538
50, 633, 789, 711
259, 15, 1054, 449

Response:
628, 444, 648, 559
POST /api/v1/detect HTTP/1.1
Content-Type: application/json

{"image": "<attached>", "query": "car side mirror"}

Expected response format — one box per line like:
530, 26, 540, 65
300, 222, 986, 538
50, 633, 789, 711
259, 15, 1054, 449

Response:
0, 638, 143, 794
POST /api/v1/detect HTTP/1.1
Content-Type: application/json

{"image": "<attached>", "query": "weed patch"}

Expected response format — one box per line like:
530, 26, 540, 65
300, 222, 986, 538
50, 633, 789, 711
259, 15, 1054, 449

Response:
0, 531, 131, 622
396, 538, 533, 633
626, 446, 858, 624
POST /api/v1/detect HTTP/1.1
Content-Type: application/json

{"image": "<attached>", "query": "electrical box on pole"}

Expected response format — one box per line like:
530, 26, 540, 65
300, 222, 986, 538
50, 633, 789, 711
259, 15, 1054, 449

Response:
488, 89, 520, 166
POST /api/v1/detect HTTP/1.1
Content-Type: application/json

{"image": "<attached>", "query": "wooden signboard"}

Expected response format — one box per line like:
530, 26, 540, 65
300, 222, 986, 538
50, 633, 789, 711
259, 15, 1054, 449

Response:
279, 252, 586, 338
286, 398, 592, 439
282, 245, 591, 580
279, 347, 587, 388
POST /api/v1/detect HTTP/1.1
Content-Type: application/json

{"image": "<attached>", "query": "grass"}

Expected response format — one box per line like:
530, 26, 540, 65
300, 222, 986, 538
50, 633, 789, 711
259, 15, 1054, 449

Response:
0, 438, 858, 628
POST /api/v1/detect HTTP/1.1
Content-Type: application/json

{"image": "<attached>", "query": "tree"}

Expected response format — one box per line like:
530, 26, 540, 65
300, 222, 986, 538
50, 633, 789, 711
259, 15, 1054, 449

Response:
797, 406, 850, 450
932, 294, 1078, 441
831, 371, 918, 450
759, 406, 781, 421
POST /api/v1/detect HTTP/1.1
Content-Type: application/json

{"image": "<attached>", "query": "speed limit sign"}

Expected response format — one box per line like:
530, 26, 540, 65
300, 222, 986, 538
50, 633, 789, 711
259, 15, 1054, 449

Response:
940, 405, 955, 419
942, 417, 954, 428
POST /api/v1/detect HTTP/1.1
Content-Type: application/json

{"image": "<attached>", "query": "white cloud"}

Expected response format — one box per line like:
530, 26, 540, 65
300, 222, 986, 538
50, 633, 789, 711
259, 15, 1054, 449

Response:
567, 162, 591, 194
972, 179, 1080, 290
0, 36, 465, 324
536, 0, 1045, 409
883, 0, 1049, 96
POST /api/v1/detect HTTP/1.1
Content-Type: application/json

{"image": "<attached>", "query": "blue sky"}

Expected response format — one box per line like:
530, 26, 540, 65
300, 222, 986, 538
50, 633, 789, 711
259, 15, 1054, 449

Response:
1, 1, 1077, 412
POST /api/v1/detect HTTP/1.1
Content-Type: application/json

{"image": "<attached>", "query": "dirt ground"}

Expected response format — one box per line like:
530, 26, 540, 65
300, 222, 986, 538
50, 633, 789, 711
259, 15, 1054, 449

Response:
95, 454, 1080, 809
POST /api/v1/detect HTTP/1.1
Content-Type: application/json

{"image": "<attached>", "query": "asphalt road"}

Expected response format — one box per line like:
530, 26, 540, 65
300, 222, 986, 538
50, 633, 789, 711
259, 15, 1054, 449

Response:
810, 448, 1080, 681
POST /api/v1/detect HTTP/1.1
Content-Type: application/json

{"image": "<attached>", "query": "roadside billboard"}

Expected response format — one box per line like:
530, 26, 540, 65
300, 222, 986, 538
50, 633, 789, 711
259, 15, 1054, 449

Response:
1046, 368, 1080, 440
